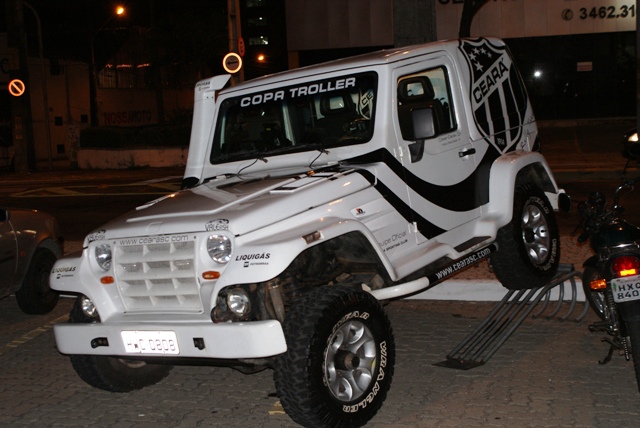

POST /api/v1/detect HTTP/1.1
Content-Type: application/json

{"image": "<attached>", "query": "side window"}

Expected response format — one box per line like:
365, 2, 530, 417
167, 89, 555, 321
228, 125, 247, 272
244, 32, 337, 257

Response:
397, 67, 456, 141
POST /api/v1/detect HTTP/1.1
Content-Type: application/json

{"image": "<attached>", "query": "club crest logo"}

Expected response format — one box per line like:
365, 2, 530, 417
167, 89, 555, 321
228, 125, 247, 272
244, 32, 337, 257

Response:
459, 39, 525, 153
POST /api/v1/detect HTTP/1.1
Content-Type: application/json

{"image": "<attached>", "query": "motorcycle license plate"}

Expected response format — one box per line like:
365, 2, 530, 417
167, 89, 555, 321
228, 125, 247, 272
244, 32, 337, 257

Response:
611, 275, 640, 303
121, 330, 180, 355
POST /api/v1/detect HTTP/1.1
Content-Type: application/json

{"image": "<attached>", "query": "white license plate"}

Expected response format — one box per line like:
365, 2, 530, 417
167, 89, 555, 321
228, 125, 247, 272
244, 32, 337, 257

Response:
121, 330, 180, 355
612, 275, 640, 303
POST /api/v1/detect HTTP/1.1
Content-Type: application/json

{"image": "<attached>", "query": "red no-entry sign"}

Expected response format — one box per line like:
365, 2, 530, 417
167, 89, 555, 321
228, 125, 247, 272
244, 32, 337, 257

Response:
8, 79, 25, 96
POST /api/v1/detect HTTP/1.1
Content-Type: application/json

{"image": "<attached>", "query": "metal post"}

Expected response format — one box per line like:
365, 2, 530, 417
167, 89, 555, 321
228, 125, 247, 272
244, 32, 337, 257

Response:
23, 1, 52, 170
227, 0, 244, 85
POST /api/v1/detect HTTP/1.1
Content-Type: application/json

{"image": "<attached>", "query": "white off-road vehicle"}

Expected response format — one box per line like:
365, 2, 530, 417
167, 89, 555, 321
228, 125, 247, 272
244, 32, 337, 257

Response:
51, 38, 569, 427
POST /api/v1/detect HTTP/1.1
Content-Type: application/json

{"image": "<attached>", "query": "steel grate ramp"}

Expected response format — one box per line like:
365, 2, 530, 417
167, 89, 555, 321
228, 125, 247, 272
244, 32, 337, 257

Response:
435, 264, 588, 370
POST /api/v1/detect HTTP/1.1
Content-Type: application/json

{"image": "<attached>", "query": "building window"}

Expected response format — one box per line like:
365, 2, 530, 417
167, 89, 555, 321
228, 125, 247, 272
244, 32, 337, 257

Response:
247, 16, 267, 27
249, 36, 269, 45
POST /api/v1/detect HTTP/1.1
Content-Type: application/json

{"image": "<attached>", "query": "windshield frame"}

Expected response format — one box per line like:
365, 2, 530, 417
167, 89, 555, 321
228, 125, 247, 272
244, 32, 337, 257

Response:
210, 71, 378, 165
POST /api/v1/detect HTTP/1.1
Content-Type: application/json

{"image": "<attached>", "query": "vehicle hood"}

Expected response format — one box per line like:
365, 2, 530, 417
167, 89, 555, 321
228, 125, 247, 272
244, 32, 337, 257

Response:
3, 207, 59, 236
89, 167, 371, 242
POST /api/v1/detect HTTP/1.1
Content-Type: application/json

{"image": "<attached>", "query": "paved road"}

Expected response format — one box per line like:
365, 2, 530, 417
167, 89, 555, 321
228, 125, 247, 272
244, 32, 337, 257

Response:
2, 118, 639, 426
1, 294, 639, 427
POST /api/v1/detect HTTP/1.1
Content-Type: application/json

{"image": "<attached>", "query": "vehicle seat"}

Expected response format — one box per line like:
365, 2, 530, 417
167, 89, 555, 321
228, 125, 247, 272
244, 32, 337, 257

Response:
397, 76, 449, 140
317, 92, 361, 142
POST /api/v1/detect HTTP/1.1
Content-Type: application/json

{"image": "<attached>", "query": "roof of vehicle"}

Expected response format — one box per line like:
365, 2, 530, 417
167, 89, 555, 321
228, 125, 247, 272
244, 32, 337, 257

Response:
222, 38, 502, 95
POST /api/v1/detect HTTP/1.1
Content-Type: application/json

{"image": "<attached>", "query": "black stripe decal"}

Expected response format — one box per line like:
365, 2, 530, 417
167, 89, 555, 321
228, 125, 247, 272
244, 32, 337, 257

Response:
348, 146, 498, 211
356, 169, 446, 239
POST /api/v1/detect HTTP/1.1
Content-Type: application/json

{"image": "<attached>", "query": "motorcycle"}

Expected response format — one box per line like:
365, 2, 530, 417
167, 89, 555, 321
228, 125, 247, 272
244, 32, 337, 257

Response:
576, 130, 640, 392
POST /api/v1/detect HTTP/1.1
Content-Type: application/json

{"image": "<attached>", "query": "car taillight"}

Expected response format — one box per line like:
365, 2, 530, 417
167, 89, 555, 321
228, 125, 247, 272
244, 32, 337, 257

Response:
612, 255, 640, 278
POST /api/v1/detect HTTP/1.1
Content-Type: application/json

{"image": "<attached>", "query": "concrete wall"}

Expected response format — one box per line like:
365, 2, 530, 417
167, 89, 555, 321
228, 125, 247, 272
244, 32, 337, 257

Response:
77, 147, 187, 169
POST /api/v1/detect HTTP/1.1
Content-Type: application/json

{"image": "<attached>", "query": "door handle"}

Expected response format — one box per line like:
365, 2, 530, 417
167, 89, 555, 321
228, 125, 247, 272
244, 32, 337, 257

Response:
459, 148, 476, 158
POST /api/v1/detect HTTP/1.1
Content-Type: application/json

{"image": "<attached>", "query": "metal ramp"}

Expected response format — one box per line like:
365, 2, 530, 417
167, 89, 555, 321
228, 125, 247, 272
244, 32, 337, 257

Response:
435, 264, 588, 370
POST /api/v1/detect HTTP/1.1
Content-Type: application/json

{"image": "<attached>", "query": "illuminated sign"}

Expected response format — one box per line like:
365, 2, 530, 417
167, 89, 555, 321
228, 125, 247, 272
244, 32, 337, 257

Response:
436, 0, 636, 40
223, 53, 243, 74
8, 79, 25, 96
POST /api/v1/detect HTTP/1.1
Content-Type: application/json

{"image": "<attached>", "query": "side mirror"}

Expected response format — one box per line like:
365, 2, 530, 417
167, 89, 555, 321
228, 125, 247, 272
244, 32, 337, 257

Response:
622, 129, 640, 160
0, 208, 8, 222
407, 108, 438, 163
411, 108, 437, 140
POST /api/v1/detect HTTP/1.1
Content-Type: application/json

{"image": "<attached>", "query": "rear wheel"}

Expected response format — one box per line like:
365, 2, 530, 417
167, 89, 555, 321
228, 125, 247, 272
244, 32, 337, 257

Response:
15, 249, 59, 314
67, 297, 172, 392
626, 320, 640, 392
274, 285, 395, 428
490, 184, 560, 290
582, 267, 608, 321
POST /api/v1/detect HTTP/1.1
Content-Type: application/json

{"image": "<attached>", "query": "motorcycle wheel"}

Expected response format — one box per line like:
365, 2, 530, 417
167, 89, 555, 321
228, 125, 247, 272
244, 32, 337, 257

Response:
626, 320, 640, 393
582, 266, 608, 321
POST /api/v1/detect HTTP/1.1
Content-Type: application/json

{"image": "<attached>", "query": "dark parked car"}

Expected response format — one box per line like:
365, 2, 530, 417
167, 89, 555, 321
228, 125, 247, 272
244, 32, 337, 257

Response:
0, 207, 63, 314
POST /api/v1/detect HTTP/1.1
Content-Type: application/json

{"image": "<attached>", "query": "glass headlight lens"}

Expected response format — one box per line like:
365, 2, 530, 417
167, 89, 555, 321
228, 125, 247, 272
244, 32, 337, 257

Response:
95, 244, 112, 271
227, 288, 251, 315
80, 295, 98, 318
207, 235, 232, 264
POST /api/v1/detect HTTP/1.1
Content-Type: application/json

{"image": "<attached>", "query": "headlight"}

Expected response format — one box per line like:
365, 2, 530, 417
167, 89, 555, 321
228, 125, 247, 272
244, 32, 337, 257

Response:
80, 295, 99, 318
227, 288, 251, 316
207, 235, 232, 263
95, 244, 112, 271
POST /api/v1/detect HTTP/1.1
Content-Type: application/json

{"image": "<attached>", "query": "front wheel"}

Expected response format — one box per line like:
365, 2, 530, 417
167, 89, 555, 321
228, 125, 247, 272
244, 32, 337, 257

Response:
67, 298, 173, 392
274, 285, 395, 428
15, 249, 59, 314
490, 184, 560, 290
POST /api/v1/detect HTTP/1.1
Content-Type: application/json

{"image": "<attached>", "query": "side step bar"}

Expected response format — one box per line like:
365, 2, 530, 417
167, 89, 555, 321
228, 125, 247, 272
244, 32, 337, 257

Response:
435, 264, 587, 370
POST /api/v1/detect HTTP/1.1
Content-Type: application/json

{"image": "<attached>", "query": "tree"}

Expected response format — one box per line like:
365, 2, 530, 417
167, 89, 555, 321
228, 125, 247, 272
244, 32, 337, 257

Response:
459, 0, 490, 38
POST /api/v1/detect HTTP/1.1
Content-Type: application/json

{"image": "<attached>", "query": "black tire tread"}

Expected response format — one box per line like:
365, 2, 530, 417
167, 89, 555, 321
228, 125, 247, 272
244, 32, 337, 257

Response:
627, 320, 640, 393
67, 298, 172, 392
15, 248, 59, 314
274, 285, 394, 428
582, 267, 607, 321
490, 184, 560, 290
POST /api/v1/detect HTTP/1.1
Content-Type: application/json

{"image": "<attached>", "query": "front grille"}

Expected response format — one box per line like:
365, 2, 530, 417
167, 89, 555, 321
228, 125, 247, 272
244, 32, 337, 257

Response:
114, 237, 202, 312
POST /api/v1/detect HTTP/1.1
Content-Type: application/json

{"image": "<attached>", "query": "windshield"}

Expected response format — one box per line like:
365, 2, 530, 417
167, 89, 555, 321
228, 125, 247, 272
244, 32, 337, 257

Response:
210, 72, 377, 164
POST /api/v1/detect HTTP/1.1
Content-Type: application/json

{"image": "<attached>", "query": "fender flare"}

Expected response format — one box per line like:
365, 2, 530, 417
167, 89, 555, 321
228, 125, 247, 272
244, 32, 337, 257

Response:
485, 151, 563, 227
212, 217, 397, 292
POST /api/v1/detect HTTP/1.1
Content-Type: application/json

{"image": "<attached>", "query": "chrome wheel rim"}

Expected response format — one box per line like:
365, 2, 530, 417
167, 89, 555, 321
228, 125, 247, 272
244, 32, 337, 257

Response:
521, 203, 551, 265
324, 320, 377, 402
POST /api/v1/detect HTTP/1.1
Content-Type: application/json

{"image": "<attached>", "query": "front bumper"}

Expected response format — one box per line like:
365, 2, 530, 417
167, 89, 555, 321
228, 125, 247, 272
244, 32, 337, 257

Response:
53, 320, 287, 359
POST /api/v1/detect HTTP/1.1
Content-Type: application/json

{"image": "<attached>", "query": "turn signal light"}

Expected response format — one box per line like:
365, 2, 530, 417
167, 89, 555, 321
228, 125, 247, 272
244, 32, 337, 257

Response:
590, 278, 607, 291
100, 276, 115, 284
202, 271, 221, 280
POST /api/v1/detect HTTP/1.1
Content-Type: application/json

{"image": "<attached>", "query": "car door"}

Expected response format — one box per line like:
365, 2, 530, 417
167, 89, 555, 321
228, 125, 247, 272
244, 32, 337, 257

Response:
393, 55, 484, 249
0, 209, 18, 295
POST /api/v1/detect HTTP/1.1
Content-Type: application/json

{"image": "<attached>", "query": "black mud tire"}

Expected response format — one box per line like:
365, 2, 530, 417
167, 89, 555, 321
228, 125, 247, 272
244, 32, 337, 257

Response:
274, 285, 395, 428
626, 320, 640, 392
490, 184, 560, 290
582, 267, 608, 321
67, 298, 172, 392
15, 249, 59, 314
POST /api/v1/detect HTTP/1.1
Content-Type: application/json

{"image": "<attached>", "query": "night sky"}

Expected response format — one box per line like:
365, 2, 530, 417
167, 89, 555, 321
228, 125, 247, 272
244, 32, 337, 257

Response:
3, 0, 228, 66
